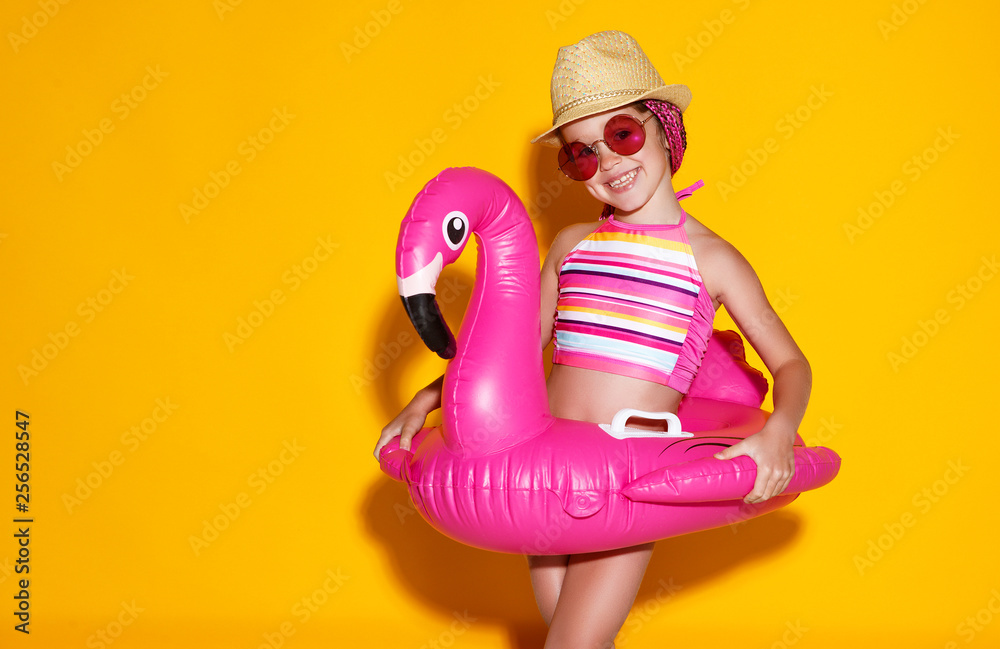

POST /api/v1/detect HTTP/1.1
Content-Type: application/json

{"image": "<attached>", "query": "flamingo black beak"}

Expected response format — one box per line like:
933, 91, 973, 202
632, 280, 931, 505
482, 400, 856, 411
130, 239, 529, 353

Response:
400, 293, 456, 360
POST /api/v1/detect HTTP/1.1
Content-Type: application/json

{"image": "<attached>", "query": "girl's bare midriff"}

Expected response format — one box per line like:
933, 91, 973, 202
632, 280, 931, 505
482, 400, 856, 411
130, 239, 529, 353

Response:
546, 362, 683, 430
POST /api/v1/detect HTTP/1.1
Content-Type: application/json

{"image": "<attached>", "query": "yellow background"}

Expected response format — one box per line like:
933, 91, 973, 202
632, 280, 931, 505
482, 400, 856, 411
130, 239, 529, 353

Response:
2, 1, 998, 647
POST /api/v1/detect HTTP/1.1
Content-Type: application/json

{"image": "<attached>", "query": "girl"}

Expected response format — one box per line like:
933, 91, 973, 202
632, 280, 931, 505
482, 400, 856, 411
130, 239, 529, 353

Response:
374, 30, 811, 649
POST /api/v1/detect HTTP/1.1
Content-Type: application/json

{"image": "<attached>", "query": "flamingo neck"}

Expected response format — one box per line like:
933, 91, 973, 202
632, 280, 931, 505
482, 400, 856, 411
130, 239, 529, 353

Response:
441, 201, 552, 457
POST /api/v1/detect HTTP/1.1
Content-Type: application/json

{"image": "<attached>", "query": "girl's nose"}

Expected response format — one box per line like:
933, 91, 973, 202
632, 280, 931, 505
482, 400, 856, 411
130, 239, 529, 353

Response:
596, 141, 622, 172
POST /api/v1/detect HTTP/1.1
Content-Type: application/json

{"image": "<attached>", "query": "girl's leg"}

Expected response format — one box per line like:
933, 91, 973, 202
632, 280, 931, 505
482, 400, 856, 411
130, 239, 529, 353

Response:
526, 554, 570, 625
542, 542, 655, 649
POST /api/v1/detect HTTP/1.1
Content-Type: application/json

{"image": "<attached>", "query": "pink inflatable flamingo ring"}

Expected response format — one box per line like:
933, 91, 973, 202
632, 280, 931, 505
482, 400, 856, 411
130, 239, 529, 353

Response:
378, 167, 840, 555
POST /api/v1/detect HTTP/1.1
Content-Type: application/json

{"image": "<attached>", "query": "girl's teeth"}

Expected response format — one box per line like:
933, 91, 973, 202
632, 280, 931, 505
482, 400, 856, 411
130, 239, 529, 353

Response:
610, 169, 637, 188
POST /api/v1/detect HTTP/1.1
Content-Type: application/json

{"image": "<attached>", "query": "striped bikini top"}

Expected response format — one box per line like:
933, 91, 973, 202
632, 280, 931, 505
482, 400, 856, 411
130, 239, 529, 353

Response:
552, 180, 714, 394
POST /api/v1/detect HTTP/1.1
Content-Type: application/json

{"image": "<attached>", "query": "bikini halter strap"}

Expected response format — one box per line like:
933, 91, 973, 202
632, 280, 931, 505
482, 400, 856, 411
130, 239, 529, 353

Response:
674, 179, 705, 201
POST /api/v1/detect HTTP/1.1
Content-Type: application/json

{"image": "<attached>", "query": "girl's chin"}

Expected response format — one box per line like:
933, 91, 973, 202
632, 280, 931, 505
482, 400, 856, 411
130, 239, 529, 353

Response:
603, 194, 647, 214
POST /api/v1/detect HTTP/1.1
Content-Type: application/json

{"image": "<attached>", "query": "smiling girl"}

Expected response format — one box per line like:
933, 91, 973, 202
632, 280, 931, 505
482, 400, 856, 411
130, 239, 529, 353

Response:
376, 30, 811, 649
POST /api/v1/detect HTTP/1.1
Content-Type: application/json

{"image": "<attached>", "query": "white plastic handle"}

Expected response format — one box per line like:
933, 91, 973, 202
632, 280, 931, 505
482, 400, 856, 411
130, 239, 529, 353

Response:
599, 408, 692, 439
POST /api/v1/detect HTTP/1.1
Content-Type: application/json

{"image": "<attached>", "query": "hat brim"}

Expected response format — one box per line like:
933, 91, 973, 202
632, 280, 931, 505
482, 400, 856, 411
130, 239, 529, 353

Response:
531, 84, 692, 147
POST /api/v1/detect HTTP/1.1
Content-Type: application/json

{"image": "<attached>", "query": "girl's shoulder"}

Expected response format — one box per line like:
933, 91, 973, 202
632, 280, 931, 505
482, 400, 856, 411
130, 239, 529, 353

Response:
684, 213, 755, 303
684, 213, 741, 263
543, 220, 604, 268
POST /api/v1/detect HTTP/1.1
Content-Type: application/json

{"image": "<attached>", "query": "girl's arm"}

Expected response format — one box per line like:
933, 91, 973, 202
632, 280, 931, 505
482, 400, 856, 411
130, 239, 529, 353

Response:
705, 240, 812, 503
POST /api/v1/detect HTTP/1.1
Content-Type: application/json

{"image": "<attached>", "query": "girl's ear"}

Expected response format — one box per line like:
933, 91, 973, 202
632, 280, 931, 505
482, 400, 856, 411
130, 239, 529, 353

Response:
658, 128, 671, 161
649, 116, 669, 152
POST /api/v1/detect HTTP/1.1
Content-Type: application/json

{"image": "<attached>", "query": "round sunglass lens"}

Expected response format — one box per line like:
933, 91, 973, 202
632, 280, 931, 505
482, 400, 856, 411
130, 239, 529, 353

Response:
604, 115, 646, 156
559, 143, 597, 181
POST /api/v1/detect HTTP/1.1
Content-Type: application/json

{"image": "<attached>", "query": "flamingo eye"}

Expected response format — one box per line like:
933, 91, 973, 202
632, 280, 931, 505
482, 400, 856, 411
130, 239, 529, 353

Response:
443, 211, 469, 250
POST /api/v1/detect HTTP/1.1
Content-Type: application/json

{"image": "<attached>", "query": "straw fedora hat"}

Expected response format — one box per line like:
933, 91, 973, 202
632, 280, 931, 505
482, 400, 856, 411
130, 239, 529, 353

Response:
532, 30, 691, 147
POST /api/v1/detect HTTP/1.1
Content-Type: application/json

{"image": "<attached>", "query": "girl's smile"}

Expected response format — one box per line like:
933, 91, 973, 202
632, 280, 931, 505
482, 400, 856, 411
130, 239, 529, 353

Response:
606, 167, 640, 190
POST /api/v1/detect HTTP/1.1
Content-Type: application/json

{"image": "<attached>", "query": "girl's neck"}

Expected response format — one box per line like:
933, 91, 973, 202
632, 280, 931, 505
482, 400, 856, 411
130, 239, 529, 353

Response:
611, 179, 685, 225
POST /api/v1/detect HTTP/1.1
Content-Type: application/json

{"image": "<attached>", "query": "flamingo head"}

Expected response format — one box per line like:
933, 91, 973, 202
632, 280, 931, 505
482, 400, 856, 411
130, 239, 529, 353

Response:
395, 169, 481, 359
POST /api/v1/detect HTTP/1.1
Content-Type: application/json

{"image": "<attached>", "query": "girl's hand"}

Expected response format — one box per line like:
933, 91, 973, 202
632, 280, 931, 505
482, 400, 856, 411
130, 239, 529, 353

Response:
713, 424, 796, 503
373, 404, 426, 460
373, 376, 443, 461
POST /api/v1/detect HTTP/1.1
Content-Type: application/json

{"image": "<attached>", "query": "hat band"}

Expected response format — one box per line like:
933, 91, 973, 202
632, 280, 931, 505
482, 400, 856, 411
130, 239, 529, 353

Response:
553, 88, 649, 121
